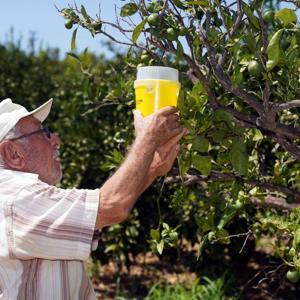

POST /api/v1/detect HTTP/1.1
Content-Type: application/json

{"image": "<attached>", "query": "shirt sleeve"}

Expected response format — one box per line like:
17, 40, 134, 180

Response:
5, 179, 100, 260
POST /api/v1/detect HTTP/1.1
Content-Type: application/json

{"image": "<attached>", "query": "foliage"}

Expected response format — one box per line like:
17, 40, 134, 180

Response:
144, 277, 231, 300
0, 40, 142, 265
56, 0, 300, 286
2, 0, 300, 292
114, 276, 234, 300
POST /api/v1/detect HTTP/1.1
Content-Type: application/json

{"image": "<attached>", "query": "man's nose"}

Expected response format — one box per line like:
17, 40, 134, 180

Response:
50, 133, 61, 148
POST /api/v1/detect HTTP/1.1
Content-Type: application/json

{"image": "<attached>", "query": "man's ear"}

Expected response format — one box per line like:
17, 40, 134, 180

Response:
0, 141, 25, 170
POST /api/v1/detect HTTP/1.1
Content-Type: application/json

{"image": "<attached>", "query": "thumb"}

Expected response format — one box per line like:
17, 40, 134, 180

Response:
166, 144, 181, 167
133, 109, 143, 122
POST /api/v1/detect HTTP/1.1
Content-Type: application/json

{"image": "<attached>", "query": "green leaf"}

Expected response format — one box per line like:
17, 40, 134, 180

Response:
190, 81, 208, 110
104, 244, 118, 253
192, 154, 212, 176
242, 3, 259, 29
150, 229, 160, 241
275, 8, 297, 27
120, 3, 138, 17
67, 52, 80, 60
293, 228, 300, 250
81, 5, 90, 23
157, 240, 164, 255
192, 136, 210, 152
111, 149, 124, 164
252, 128, 263, 141
231, 67, 244, 86
173, 0, 186, 9
231, 181, 242, 201
191, 81, 206, 97
197, 235, 208, 259
185, 0, 209, 6
216, 228, 230, 244
176, 40, 184, 62
162, 222, 170, 231
211, 130, 225, 143
71, 28, 78, 50
132, 19, 146, 44
229, 139, 248, 175
178, 151, 191, 177
217, 207, 236, 229
267, 29, 284, 71
212, 109, 234, 130
100, 149, 124, 171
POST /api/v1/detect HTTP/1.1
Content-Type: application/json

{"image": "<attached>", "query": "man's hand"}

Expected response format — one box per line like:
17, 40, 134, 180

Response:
149, 129, 187, 177
97, 107, 187, 229
134, 108, 188, 179
134, 107, 184, 148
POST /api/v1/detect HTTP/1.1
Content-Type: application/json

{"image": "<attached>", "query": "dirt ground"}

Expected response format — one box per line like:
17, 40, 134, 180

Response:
88, 251, 197, 300
87, 247, 300, 300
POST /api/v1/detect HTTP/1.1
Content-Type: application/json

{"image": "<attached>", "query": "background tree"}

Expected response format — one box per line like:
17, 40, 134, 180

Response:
57, 0, 300, 287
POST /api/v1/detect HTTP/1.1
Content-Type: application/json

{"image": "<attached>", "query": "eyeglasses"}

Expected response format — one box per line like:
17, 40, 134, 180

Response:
8, 126, 52, 141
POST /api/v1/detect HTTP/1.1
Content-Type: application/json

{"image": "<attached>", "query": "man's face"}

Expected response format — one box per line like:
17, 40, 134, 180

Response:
17, 116, 62, 185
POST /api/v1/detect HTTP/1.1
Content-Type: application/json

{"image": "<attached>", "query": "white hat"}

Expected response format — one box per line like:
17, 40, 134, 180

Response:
0, 98, 53, 141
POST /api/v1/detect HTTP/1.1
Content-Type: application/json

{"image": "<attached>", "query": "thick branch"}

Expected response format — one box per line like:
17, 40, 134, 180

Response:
251, 195, 297, 212
165, 171, 300, 201
200, 32, 265, 115
275, 100, 300, 112
197, 22, 300, 144
274, 135, 300, 161
165, 176, 298, 211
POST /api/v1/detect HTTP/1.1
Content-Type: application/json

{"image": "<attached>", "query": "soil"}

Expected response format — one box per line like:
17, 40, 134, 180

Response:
88, 251, 197, 300
87, 248, 300, 300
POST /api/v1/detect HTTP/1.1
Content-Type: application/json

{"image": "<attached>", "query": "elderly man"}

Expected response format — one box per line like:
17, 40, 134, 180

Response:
0, 98, 186, 299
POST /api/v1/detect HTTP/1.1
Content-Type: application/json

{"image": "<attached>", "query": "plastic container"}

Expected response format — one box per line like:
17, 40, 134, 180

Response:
134, 66, 180, 116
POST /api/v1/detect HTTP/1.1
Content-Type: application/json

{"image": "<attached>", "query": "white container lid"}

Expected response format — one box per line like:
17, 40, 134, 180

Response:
136, 66, 179, 82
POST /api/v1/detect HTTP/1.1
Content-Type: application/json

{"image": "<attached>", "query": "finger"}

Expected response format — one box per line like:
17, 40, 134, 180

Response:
167, 115, 181, 129
183, 128, 190, 135
162, 129, 186, 151
167, 115, 180, 125
160, 126, 184, 143
167, 144, 181, 164
155, 106, 178, 116
170, 121, 182, 129
168, 113, 180, 121
168, 126, 185, 138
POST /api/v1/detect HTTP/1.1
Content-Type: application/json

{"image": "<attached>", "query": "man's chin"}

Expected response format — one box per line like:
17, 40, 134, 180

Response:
48, 164, 63, 185
54, 168, 63, 185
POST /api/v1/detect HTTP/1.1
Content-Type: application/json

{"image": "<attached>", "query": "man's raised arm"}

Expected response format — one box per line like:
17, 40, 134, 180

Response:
96, 107, 184, 229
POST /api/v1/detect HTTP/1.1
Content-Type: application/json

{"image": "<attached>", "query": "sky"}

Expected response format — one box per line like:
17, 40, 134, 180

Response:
0, 1, 297, 60
0, 1, 130, 59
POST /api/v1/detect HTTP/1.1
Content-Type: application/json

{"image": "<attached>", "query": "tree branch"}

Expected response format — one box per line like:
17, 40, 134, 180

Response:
251, 195, 298, 212
221, 0, 244, 66
199, 28, 265, 115
274, 135, 300, 161
275, 100, 300, 112
165, 171, 300, 201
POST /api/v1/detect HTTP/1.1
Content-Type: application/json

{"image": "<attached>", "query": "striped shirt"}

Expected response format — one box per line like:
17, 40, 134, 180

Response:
0, 169, 100, 300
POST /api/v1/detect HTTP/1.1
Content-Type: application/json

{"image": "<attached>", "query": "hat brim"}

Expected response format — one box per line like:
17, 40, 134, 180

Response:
29, 98, 53, 122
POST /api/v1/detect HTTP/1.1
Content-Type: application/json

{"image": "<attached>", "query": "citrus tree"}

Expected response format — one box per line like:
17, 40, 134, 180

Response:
58, 0, 300, 284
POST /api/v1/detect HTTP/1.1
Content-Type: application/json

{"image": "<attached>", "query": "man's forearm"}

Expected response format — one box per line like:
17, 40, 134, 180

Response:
96, 136, 156, 228
142, 169, 159, 191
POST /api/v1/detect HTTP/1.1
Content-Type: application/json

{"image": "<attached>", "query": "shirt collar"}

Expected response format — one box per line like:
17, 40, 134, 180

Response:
0, 168, 39, 180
